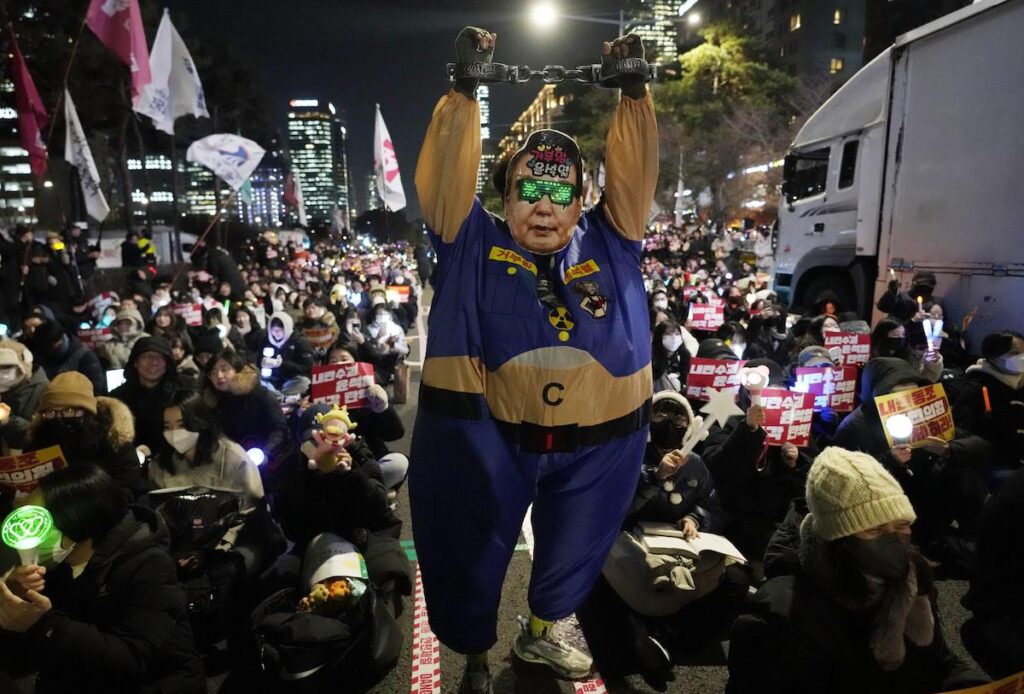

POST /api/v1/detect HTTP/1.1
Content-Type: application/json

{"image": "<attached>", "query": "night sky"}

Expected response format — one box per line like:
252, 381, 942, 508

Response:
170, 0, 625, 218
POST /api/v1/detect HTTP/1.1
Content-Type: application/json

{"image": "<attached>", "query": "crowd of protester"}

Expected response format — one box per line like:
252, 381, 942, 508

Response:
0, 218, 1019, 692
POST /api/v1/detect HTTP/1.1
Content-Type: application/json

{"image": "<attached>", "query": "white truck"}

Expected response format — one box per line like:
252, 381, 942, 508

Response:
95, 226, 198, 269
773, 0, 1024, 345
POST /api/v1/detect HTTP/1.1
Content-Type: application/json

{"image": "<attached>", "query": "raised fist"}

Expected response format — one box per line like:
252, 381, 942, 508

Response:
602, 34, 646, 99
454, 26, 496, 98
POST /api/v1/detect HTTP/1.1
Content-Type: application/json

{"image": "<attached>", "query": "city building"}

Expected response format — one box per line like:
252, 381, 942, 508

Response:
236, 133, 286, 228
476, 86, 496, 195
627, 0, 680, 63
333, 115, 353, 228
0, 80, 38, 225
127, 154, 177, 226
365, 173, 381, 212
496, 85, 575, 163
286, 99, 338, 225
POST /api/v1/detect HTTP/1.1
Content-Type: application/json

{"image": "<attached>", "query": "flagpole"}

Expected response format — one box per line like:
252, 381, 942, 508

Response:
43, 16, 88, 150
170, 189, 239, 288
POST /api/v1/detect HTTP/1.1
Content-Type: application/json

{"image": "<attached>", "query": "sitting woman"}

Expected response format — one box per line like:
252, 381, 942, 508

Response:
1, 465, 206, 694
652, 320, 693, 394
364, 304, 409, 386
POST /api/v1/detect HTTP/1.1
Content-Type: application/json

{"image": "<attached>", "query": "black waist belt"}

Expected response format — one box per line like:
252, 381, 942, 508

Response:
420, 384, 650, 454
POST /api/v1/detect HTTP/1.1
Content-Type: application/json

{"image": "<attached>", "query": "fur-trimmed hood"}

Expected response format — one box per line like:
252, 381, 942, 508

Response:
27, 395, 135, 450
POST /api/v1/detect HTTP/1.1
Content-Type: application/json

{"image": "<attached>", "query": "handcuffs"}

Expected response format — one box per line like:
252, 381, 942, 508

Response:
446, 57, 656, 89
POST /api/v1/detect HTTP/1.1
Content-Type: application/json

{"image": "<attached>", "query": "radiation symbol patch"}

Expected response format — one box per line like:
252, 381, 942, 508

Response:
548, 306, 575, 331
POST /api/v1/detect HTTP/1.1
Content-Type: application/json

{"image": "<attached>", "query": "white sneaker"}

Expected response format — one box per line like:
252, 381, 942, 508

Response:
512, 616, 593, 679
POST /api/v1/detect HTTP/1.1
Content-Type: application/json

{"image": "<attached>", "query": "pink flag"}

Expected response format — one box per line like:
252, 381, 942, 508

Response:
86, 0, 152, 104
7, 27, 48, 181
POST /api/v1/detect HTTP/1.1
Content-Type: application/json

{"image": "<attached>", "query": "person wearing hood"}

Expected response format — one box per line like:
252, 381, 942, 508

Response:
98, 307, 149, 370
259, 311, 314, 397
0, 339, 47, 452
111, 336, 182, 455
877, 270, 943, 323
953, 330, 1024, 474
726, 448, 989, 693
27, 319, 106, 395
700, 358, 816, 563
0, 465, 206, 694
832, 357, 990, 559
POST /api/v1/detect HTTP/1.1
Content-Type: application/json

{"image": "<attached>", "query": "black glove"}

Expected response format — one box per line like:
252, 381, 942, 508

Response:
454, 26, 495, 99
602, 33, 646, 99
887, 279, 900, 293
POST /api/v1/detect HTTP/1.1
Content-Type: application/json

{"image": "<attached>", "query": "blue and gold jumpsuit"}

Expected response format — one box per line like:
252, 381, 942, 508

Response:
410, 86, 659, 654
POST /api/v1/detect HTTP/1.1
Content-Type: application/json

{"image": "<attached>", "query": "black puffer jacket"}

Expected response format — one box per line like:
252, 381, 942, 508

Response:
111, 336, 183, 453
205, 365, 290, 465
24, 506, 206, 694
952, 362, 1024, 470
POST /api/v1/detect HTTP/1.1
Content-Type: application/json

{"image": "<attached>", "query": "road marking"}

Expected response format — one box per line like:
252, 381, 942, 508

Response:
410, 564, 442, 693
521, 508, 609, 694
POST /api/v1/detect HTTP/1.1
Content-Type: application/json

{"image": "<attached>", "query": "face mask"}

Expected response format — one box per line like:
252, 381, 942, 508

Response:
844, 533, 910, 580
881, 337, 906, 356
376, 313, 392, 325
164, 428, 200, 455
662, 334, 683, 353
0, 369, 22, 393
995, 353, 1024, 374
652, 299, 668, 310
650, 419, 686, 450
37, 529, 76, 567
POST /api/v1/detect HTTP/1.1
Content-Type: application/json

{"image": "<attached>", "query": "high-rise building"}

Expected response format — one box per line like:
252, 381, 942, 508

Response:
286, 99, 337, 225
1, 81, 38, 225
476, 86, 496, 195
627, 0, 680, 63
496, 85, 575, 163
365, 173, 381, 212
333, 115, 353, 228
236, 133, 286, 228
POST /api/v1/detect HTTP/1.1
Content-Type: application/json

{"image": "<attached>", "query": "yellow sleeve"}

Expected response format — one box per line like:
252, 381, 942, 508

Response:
603, 90, 659, 242
414, 89, 482, 243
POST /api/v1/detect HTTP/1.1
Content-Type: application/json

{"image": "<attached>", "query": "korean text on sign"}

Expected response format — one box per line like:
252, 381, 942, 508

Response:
794, 366, 858, 412
172, 303, 204, 327
310, 362, 376, 408
760, 388, 815, 447
686, 357, 747, 402
874, 383, 955, 448
0, 445, 68, 497
688, 304, 725, 332
823, 331, 871, 367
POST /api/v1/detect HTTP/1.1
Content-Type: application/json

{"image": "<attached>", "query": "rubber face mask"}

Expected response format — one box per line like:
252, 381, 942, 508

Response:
845, 533, 910, 580
164, 428, 200, 455
505, 134, 583, 256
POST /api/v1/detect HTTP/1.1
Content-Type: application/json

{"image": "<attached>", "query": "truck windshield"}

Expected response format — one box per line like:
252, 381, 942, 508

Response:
783, 147, 830, 202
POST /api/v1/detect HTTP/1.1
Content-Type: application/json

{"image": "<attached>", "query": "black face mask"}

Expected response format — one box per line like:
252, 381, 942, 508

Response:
844, 533, 910, 580
880, 337, 906, 357
650, 419, 686, 450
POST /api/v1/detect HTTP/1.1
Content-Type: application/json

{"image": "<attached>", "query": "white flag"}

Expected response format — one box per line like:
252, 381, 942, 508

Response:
135, 9, 209, 134
186, 133, 264, 191
674, 175, 687, 226
64, 90, 110, 222
373, 104, 406, 211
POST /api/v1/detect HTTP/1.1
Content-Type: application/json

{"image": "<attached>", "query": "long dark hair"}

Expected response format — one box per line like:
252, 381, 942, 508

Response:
158, 390, 222, 472
870, 317, 907, 360
652, 320, 691, 383
39, 465, 126, 543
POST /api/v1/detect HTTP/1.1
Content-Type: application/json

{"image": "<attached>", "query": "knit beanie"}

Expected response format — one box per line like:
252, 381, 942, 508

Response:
40, 371, 97, 415
0, 339, 33, 379
805, 447, 916, 541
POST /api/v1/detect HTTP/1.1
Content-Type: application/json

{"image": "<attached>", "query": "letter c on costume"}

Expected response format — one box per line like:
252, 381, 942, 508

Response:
542, 383, 565, 406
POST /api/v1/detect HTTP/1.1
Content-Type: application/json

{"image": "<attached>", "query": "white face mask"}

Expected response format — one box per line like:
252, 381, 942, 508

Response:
164, 428, 200, 455
662, 334, 683, 353
653, 299, 668, 310
0, 369, 21, 393
38, 529, 76, 567
996, 353, 1024, 375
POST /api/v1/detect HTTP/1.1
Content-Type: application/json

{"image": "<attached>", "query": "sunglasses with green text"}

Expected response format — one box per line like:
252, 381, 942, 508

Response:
517, 178, 576, 206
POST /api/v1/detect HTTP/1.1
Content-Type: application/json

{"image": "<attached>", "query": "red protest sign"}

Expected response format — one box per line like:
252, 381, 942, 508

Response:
0, 445, 68, 497
172, 303, 203, 327
760, 388, 815, 447
386, 285, 410, 304
310, 362, 376, 408
302, 328, 337, 352
76, 327, 112, 350
823, 331, 871, 367
686, 357, 747, 402
794, 366, 858, 412
688, 304, 725, 331
874, 383, 955, 449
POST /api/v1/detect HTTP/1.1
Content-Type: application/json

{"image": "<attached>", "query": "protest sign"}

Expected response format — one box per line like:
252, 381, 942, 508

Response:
172, 303, 203, 327
688, 304, 725, 332
310, 362, 375, 408
76, 327, 112, 350
760, 388, 814, 447
686, 357, 747, 402
823, 331, 871, 367
386, 285, 411, 304
874, 383, 955, 448
302, 327, 337, 352
794, 366, 858, 412
937, 669, 1024, 694
0, 446, 68, 497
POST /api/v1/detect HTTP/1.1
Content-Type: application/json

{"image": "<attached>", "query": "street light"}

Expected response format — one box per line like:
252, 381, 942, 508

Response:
527, 2, 626, 36
687, 12, 702, 27
529, 1, 558, 28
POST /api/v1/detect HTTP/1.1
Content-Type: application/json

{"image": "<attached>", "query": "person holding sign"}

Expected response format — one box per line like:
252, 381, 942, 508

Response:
727, 448, 989, 693
411, 24, 658, 685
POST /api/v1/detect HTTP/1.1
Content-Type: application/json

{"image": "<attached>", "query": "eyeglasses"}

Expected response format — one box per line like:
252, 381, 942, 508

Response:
40, 408, 85, 419
651, 411, 689, 427
517, 178, 576, 206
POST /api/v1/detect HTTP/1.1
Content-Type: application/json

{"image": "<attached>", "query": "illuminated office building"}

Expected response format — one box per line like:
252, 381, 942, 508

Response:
477, 85, 496, 194
496, 85, 575, 163
286, 99, 337, 225
628, 0, 680, 63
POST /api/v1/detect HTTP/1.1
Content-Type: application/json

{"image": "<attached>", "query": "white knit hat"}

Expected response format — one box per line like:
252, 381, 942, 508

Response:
805, 447, 916, 541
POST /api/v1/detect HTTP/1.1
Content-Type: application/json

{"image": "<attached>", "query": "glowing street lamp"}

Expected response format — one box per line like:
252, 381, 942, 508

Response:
2, 505, 54, 565
529, 1, 558, 28
687, 12, 702, 27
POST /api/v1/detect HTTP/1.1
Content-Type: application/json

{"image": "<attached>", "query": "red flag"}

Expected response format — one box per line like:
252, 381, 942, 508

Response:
86, 0, 152, 105
7, 27, 48, 181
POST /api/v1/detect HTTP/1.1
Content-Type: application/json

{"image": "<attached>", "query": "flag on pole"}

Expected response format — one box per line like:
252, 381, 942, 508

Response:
283, 171, 307, 227
7, 27, 48, 181
86, 0, 152, 105
135, 9, 208, 134
239, 178, 253, 206
64, 90, 110, 222
373, 104, 406, 211
186, 133, 264, 192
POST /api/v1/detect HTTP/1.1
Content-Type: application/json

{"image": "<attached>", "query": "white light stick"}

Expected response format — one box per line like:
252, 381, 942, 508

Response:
678, 388, 744, 458
739, 366, 770, 406
246, 448, 266, 466
886, 413, 913, 445
923, 319, 944, 352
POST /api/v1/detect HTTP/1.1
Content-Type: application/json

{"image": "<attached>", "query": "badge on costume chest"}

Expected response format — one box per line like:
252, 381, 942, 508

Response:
574, 279, 609, 319
548, 306, 575, 342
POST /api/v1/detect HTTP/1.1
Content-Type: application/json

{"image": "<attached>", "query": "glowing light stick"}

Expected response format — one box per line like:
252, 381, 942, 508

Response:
739, 366, 770, 406
2, 506, 54, 565
923, 319, 943, 352
261, 347, 275, 379
885, 414, 915, 474
246, 448, 266, 467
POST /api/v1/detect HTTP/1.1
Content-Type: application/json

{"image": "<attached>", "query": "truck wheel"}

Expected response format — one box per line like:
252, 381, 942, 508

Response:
799, 273, 856, 315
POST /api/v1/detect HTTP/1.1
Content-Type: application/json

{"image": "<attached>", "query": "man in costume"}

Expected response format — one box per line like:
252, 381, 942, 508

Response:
410, 25, 658, 691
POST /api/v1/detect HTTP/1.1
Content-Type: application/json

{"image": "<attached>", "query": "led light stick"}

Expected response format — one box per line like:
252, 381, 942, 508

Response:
246, 448, 266, 467
261, 347, 275, 379
885, 413, 915, 476
2, 506, 54, 565
739, 366, 770, 406
923, 319, 943, 352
